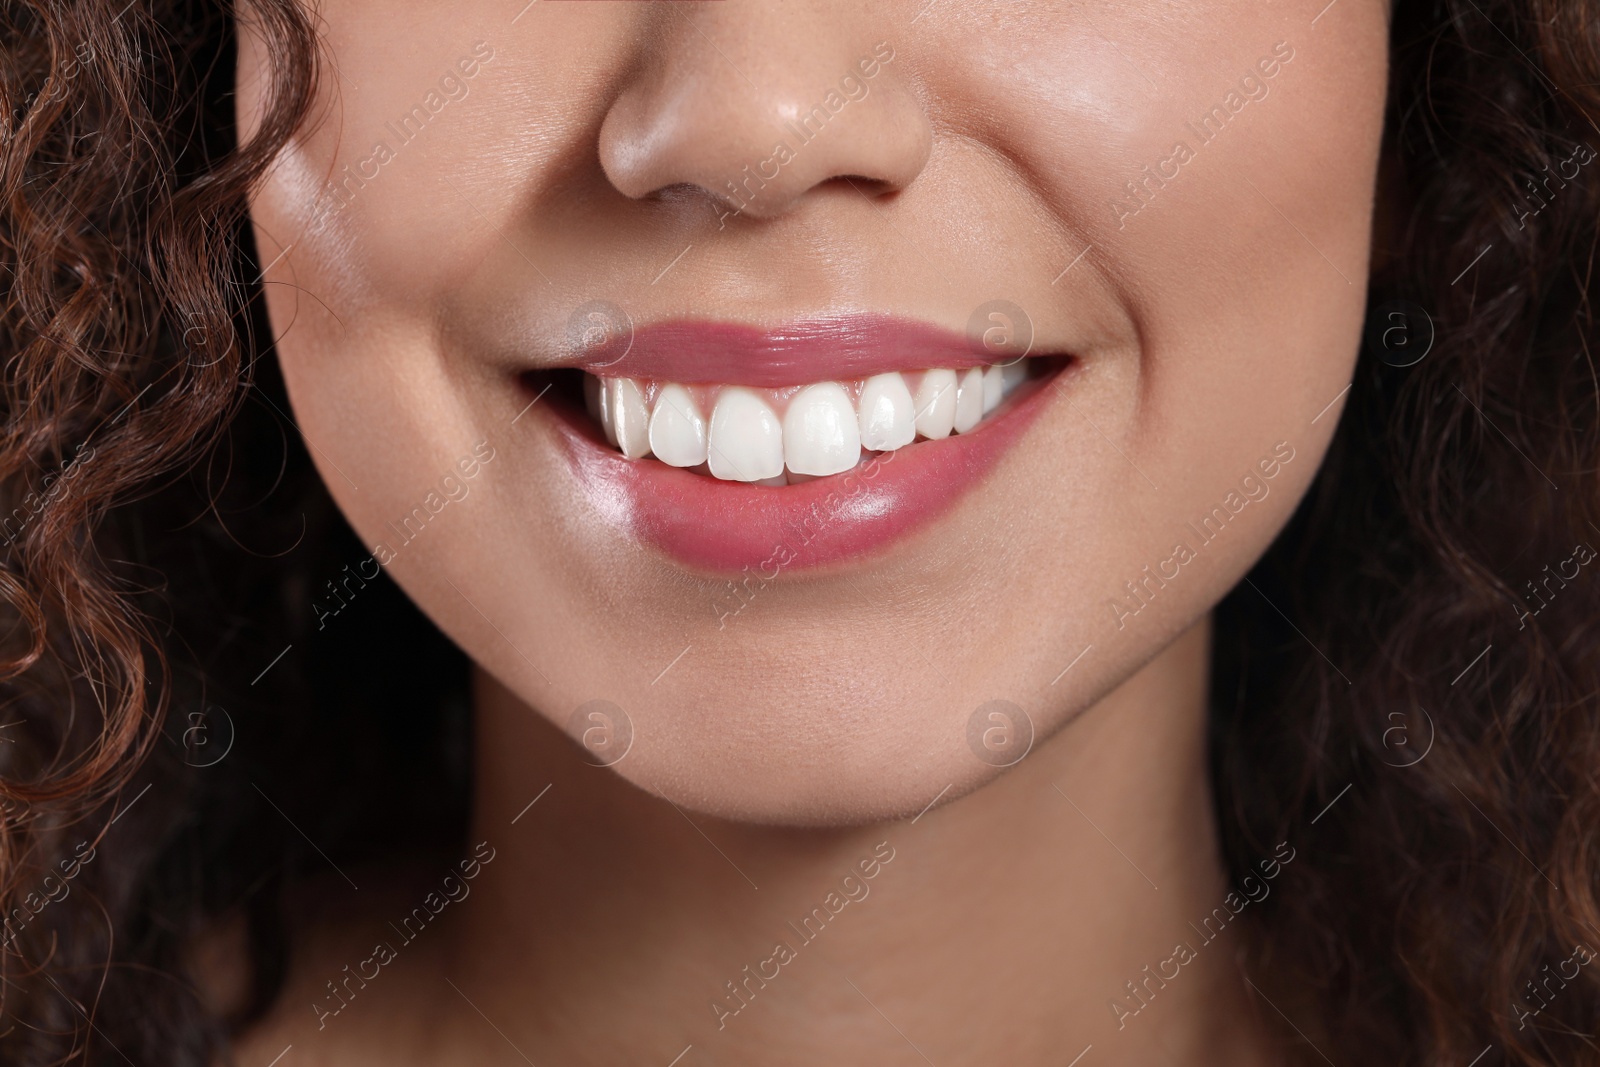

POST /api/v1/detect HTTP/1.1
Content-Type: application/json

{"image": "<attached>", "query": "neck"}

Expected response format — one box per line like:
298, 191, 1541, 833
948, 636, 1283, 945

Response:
448, 617, 1280, 1064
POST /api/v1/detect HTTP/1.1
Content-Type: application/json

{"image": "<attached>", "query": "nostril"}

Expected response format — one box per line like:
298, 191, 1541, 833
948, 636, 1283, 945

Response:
827, 175, 895, 197
642, 181, 751, 226
650, 182, 709, 204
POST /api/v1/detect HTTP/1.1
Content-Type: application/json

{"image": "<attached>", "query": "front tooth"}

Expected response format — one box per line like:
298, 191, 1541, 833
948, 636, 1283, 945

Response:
1001, 359, 1028, 396
784, 382, 862, 476
648, 384, 707, 467
913, 369, 957, 440
708, 387, 783, 482
982, 364, 1003, 414
953, 367, 984, 434
608, 378, 651, 459
858, 373, 915, 451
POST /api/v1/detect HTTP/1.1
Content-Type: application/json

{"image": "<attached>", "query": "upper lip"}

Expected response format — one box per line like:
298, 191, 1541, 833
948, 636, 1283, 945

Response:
566, 313, 1037, 387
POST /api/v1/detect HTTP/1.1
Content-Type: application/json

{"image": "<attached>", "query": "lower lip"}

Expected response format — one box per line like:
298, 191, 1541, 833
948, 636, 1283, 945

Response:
545, 370, 1062, 574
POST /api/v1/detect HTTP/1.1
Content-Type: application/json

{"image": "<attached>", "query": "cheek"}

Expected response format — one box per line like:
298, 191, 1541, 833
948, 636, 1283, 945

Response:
889, 6, 1384, 725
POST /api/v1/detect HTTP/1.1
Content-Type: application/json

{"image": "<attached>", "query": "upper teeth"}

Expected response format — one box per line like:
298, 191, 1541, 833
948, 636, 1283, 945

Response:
584, 364, 1028, 483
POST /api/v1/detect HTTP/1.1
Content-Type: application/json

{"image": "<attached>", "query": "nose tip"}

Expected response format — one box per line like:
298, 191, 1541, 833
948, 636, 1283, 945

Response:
599, 35, 931, 221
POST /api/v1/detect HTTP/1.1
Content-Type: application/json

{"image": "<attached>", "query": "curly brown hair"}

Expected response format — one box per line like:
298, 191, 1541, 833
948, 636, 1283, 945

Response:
1, 0, 1597, 1063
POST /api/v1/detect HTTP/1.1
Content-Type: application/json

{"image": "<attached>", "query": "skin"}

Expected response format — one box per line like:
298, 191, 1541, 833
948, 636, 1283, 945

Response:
232, 1, 1388, 1063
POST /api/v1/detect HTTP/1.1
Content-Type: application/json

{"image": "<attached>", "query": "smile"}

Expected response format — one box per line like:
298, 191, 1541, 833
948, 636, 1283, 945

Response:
532, 315, 1069, 573
582, 363, 1032, 484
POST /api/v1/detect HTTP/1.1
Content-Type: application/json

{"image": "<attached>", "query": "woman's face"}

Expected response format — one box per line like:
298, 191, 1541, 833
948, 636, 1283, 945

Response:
240, 1, 1387, 824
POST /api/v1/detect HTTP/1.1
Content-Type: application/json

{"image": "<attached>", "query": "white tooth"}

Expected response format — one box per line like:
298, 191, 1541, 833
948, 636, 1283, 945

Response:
857, 373, 916, 452
913, 369, 957, 440
648, 384, 707, 467
598, 377, 617, 446
982, 364, 1003, 415
1001, 359, 1028, 397
608, 378, 651, 459
708, 387, 783, 482
784, 382, 861, 477
954, 368, 984, 434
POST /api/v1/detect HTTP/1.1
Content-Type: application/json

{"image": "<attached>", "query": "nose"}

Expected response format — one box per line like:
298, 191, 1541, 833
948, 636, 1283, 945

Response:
598, 7, 932, 221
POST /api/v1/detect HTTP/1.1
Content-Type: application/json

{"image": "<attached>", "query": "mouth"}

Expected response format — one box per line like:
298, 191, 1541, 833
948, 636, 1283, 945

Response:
528, 316, 1069, 574
579, 361, 1035, 483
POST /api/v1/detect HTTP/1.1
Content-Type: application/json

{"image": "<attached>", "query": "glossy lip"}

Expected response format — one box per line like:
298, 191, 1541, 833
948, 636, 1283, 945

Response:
574, 314, 1024, 387
545, 356, 1065, 575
